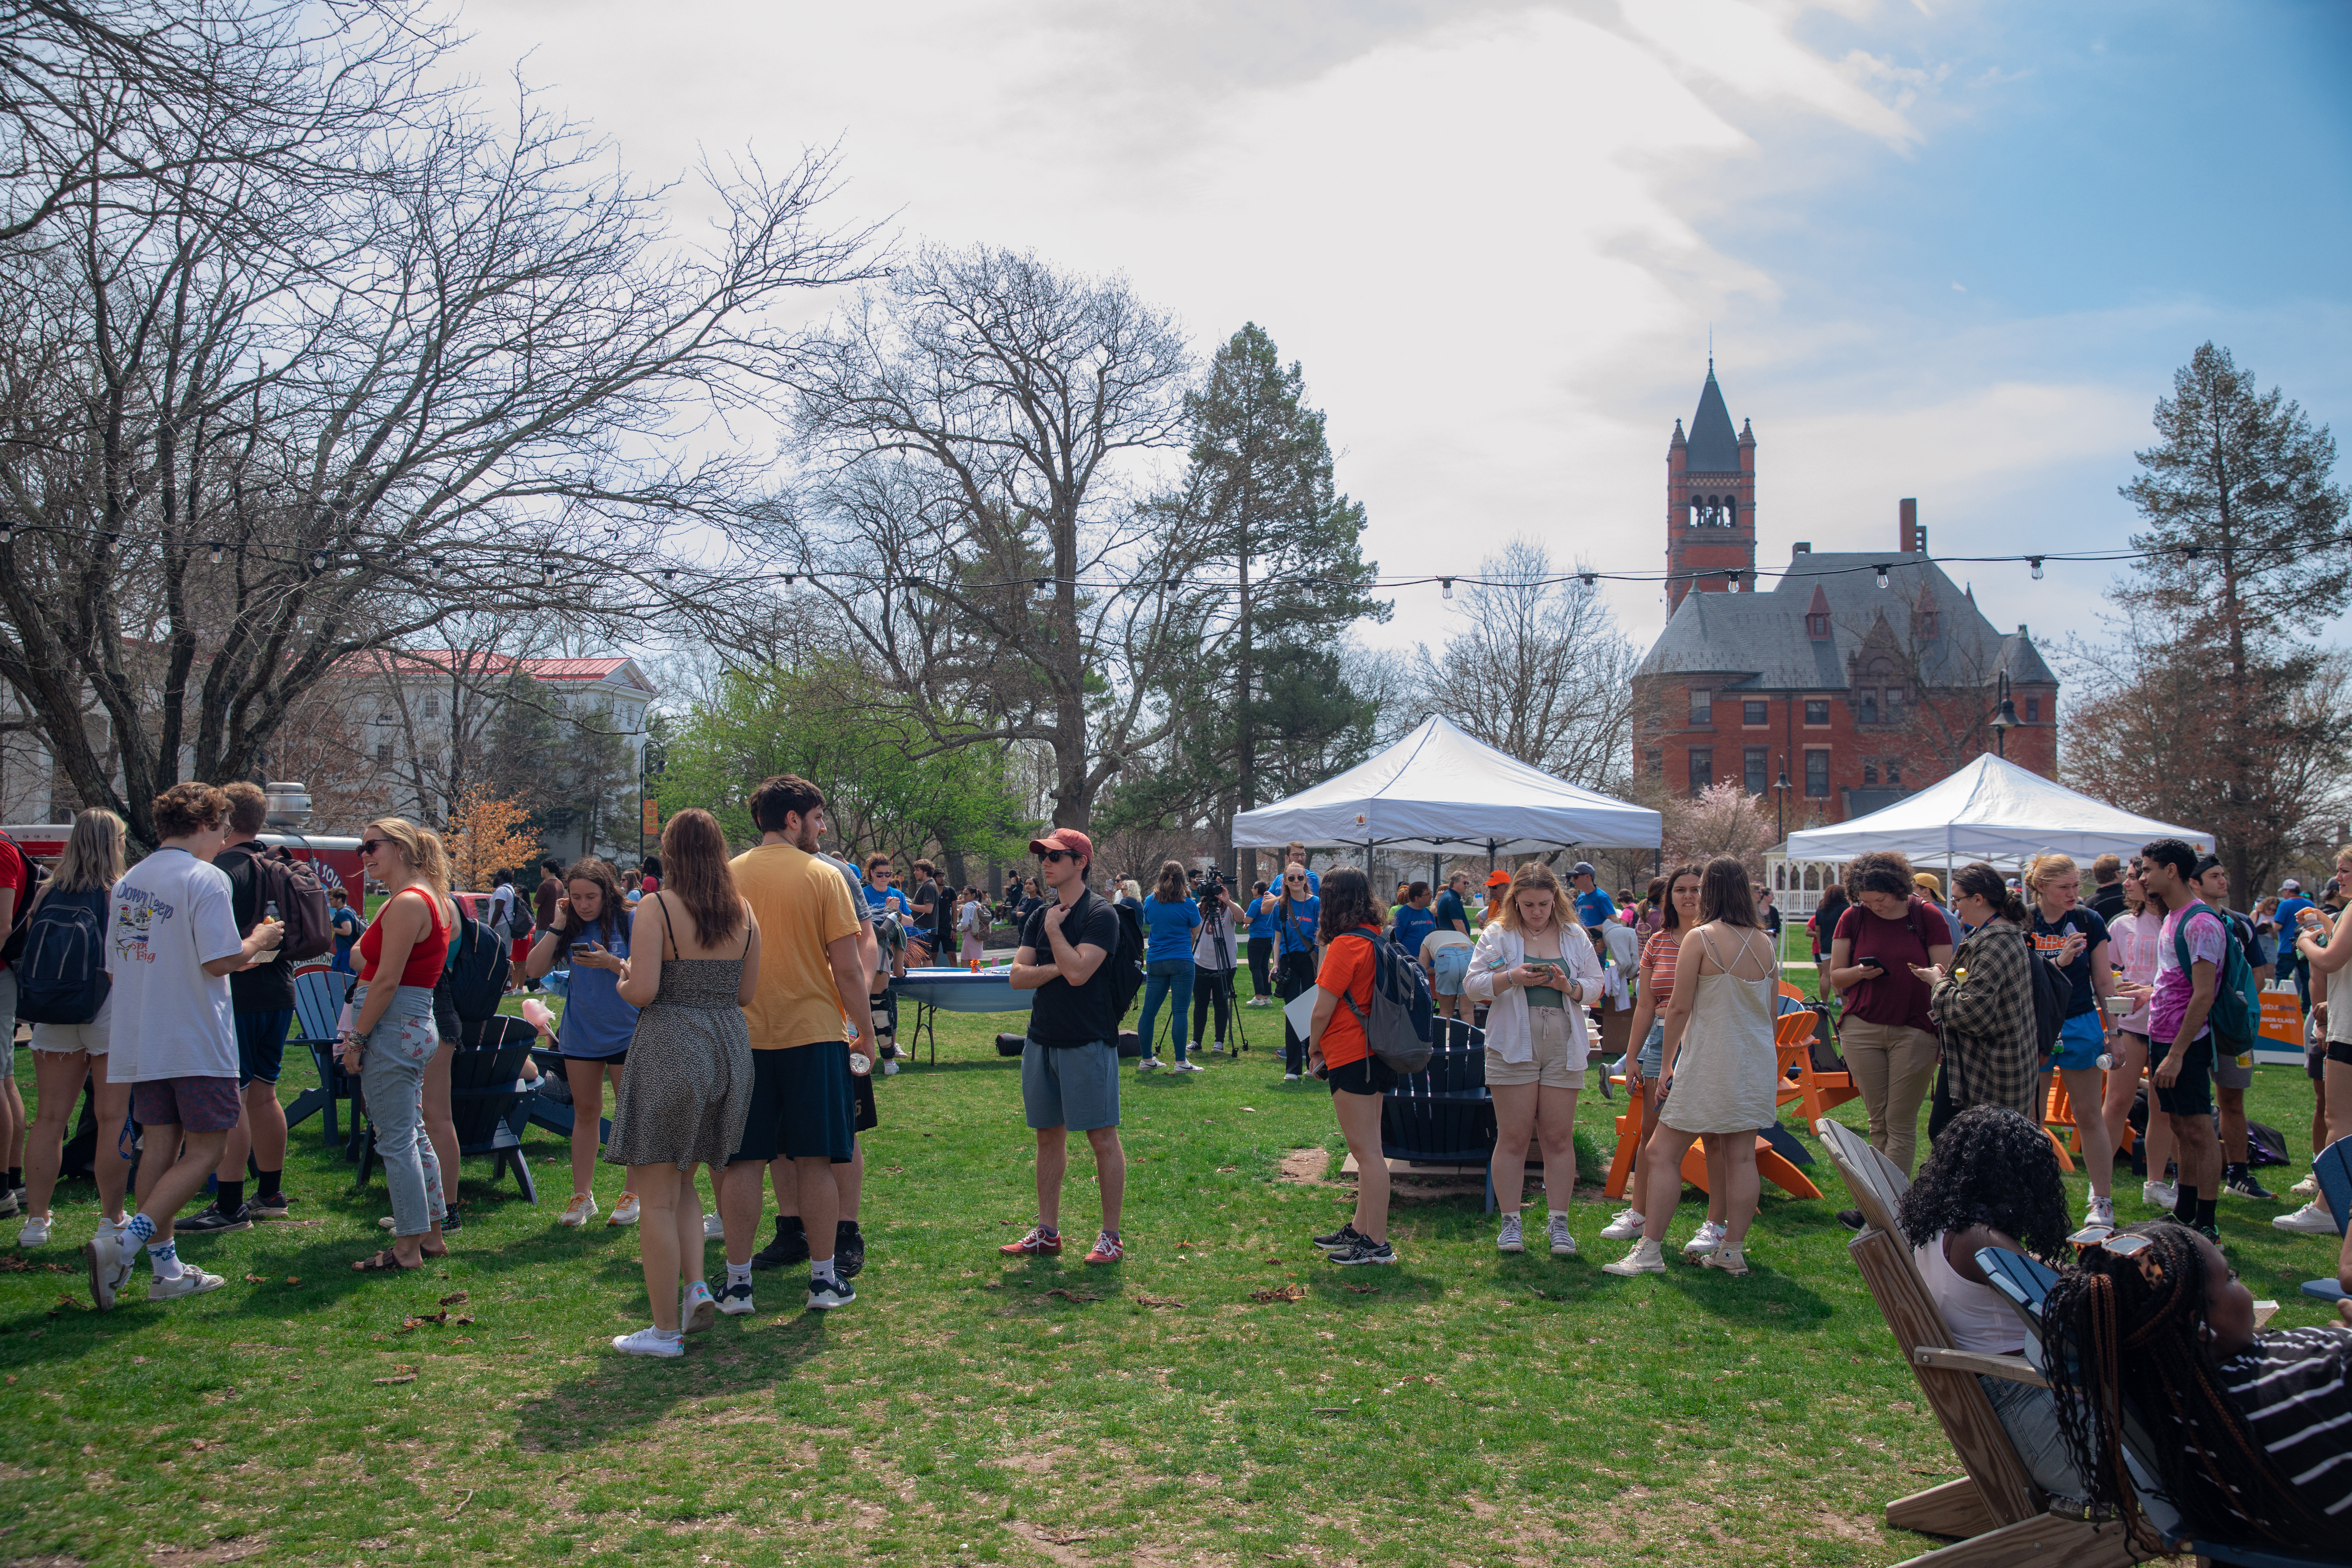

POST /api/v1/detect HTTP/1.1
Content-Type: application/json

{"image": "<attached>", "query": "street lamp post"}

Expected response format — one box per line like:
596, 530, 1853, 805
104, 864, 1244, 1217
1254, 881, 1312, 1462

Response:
1773, 757, 1793, 842
1989, 672, 2019, 760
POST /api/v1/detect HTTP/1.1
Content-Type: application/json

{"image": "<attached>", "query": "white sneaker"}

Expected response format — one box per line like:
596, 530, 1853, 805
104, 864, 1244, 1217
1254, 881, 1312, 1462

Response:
147, 1265, 226, 1302
2085, 1195, 2116, 1231
715, 1280, 756, 1316
2292, 1173, 2319, 1198
557, 1194, 597, 1227
2143, 1180, 2178, 1210
1137, 1058, 1164, 1073
1283, 1073, 1301, 1082
1174, 1060, 1205, 1073
1599, 1209, 1645, 1241
2273, 1200, 2340, 1234
612, 1326, 685, 1358
1702, 1244, 1749, 1277
1548, 1213, 1577, 1257
84, 1227, 132, 1312
18, 1215, 51, 1247
1602, 1239, 1667, 1276
703, 1214, 726, 1240
0, 1188, 18, 1217
608, 1192, 641, 1226
1496, 1213, 1525, 1254
680, 1280, 717, 1334
1683, 1220, 1726, 1256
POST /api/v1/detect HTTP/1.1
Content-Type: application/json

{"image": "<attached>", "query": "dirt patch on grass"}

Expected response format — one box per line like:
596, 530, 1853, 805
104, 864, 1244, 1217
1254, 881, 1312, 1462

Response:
148, 1540, 265, 1566
1276, 1148, 1330, 1184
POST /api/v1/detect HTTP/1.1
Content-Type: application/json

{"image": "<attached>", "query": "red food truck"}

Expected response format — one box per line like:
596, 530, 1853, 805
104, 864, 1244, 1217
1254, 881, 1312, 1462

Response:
1, 824, 369, 901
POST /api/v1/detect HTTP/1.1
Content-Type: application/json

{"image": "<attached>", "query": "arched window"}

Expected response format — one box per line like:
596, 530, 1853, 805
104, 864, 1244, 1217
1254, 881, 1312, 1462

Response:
1721, 497, 1736, 530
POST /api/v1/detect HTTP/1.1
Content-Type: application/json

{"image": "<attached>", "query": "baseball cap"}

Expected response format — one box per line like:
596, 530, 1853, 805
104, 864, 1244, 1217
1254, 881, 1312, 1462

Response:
1912, 872, 1942, 895
1028, 828, 1092, 866
2282, 877, 2303, 893
1569, 860, 1597, 879
1486, 868, 1511, 887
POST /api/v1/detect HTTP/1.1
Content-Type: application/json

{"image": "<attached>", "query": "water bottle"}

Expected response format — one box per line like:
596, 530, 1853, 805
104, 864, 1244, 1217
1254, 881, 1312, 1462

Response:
260, 899, 283, 961
2095, 1052, 2118, 1071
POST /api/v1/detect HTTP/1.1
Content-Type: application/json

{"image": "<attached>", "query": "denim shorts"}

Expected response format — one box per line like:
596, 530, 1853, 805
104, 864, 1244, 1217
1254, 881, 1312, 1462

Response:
2047, 1011, 2106, 1073
1636, 1018, 1665, 1080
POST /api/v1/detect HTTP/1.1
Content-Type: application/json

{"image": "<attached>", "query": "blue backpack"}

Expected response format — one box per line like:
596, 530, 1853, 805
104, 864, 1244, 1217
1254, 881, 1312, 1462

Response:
14, 886, 111, 1025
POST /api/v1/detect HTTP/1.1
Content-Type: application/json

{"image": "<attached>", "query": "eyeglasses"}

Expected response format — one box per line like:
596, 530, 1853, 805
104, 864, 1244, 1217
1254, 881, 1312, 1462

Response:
1039, 849, 1075, 863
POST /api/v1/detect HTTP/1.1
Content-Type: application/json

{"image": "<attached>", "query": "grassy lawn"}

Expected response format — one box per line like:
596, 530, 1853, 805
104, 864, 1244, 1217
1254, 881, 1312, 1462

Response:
2, 997, 2342, 1568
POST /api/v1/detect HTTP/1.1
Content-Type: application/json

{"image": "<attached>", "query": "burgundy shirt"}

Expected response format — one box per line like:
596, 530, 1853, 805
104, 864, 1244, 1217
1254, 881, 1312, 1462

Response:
1833, 896, 1946, 1033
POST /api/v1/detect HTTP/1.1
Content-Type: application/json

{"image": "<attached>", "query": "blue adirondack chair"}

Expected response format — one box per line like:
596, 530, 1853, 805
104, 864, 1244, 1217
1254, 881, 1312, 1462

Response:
1978, 1247, 2351, 1568
2298, 1138, 2349, 1304
282, 966, 364, 1158
356, 1016, 540, 1202
523, 1045, 612, 1147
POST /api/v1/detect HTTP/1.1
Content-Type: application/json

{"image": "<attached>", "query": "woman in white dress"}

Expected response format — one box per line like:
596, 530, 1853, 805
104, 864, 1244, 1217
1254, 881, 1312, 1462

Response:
1604, 857, 1780, 1278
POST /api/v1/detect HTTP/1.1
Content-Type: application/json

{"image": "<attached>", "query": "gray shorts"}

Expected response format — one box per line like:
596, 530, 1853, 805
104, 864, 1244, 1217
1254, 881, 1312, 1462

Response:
2212, 1050, 2255, 1091
1021, 1038, 1120, 1132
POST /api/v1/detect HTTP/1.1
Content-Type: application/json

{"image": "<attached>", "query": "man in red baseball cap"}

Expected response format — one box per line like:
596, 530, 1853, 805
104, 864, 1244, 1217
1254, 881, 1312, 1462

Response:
1002, 827, 1130, 1265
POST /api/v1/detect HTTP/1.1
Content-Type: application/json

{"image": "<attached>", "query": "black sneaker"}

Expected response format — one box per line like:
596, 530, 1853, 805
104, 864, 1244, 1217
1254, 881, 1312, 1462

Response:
1835, 1209, 1865, 1231
177, 1204, 252, 1235
751, 1217, 810, 1271
834, 1222, 865, 1279
439, 1202, 463, 1234
807, 1273, 857, 1310
2223, 1168, 2275, 1201
2193, 1222, 2222, 1244
1312, 1221, 1367, 1252
249, 1192, 295, 1220
1330, 1237, 1398, 1266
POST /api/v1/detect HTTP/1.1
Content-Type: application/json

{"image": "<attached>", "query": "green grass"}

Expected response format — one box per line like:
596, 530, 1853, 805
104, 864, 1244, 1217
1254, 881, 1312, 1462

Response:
1, 1003, 2341, 1568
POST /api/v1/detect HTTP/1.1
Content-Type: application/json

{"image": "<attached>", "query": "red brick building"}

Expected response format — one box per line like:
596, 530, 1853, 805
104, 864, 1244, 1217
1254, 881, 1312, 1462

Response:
1632, 364, 2057, 826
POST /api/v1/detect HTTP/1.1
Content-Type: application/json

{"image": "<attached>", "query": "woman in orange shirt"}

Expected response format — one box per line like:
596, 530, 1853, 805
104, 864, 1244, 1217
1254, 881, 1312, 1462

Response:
1303, 868, 1399, 1267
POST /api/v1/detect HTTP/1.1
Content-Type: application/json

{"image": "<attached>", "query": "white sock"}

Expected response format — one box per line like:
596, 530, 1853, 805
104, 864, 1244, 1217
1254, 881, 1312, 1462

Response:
811, 1257, 839, 1284
147, 1239, 184, 1280
726, 1261, 751, 1289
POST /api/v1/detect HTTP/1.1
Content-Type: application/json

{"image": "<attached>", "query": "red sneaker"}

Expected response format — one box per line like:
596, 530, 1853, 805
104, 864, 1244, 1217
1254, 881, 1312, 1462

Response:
1000, 1226, 1063, 1256
1083, 1231, 1124, 1265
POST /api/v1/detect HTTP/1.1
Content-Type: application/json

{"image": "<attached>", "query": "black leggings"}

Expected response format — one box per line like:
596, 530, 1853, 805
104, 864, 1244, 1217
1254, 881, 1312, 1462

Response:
1191, 964, 1233, 1044
1276, 948, 1318, 1074
1248, 937, 1273, 997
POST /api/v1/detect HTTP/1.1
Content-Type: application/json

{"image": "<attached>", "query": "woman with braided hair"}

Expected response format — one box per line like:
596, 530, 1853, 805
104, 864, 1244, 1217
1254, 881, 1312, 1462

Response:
2044, 1222, 2352, 1553
1894, 1106, 2084, 1500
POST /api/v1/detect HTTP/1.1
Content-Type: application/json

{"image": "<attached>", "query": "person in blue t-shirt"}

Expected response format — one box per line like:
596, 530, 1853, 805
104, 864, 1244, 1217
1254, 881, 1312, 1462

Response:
1272, 867, 1322, 1079
2276, 878, 2317, 1010
1135, 861, 1205, 1070
1282, 843, 1320, 895
860, 854, 913, 922
1391, 881, 1437, 960
1433, 870, 1474, 938
1569, 861, 1617, 930
328, 886, 362, 975
1243, 880, 1278, 1003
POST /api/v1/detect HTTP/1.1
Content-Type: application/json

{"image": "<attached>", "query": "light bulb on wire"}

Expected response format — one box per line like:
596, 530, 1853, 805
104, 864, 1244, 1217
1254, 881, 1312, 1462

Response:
1874, 564, 1890, 589
2029, 557, 2044, 580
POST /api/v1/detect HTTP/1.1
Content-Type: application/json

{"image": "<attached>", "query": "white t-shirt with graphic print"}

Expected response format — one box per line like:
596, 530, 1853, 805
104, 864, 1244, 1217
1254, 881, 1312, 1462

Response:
106, 848, 242, 1083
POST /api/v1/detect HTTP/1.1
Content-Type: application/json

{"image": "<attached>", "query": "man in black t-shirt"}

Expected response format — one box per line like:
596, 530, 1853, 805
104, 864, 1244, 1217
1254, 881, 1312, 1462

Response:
1001, 827, 1127, 1266
2195, 855, 2276, 1201
908, 858, 943, 964
187, 782, 299, 1232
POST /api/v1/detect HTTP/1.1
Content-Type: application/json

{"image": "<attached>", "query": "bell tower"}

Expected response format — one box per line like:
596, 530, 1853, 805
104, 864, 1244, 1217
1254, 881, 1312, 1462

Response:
1666, 359, 1757, 612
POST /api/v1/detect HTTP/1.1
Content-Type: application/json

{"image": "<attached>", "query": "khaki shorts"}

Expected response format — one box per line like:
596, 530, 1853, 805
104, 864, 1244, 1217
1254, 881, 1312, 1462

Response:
1486, 1005, 1582, 1089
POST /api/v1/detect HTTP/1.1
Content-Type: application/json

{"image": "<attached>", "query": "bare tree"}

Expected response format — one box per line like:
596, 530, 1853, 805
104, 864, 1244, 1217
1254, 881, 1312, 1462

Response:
775, 246, 1198, 830
0, 21, 879, 845
1413, 539, 1637, 791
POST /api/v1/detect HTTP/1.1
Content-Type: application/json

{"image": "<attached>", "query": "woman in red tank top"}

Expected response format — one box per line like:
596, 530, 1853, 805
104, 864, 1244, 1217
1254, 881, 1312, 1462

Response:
345, 818, 457, 1273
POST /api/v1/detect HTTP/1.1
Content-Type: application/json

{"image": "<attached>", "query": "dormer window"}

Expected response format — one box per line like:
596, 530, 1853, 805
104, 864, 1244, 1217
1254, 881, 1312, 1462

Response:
1914, 610, 1937, 639
2025, 697, 2040, 723
1806, 611, 1830, 639
1858, 692, 1878, 725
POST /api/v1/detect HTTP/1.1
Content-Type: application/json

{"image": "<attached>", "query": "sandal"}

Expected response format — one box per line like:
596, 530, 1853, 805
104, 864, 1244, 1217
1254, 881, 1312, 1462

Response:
351, 1249, 423, 1273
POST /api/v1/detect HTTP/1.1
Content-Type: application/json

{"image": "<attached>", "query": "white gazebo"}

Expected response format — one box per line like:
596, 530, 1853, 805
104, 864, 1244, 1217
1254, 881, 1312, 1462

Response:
1782, 754, 2212, 878
1231, 715, 1661, 863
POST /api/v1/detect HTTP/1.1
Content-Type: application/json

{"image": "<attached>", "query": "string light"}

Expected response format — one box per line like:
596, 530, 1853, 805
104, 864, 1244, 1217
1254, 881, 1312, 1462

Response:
429, 555, 447, 577
1874, 564, 1890, 589
539, 559, 555, 587
206, 540, 224, 564
1440, 577, 1453, 599
309, 549, 328, 573
0, 524, 13, 546
1578, 571, 1597, 588
2029, 557, 2044, 580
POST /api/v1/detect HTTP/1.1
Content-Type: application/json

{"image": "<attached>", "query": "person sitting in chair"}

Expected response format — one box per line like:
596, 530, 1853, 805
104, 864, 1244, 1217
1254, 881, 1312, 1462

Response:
2044, 1220, 2352, 1555
1894, 1105, 2086, 1502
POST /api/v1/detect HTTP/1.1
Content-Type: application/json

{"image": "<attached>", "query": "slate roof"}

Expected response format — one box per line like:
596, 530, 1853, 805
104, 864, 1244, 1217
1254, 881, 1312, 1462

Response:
1685, 368, 1742, 473
1634, 553, 2055, 694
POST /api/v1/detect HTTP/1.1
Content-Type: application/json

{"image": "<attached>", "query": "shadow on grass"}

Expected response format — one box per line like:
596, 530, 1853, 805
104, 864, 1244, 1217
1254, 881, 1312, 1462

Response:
507, 1309, 836, 1452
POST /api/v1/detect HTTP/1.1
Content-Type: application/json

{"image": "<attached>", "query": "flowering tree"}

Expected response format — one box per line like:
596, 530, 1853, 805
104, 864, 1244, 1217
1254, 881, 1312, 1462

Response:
1662, 781, 1775, 875
444, 791, 541, 895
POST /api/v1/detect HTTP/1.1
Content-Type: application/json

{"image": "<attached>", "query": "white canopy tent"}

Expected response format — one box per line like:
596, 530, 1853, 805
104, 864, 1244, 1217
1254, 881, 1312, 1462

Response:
1230, 715, 1661, 857
1782, 753, 2211, 867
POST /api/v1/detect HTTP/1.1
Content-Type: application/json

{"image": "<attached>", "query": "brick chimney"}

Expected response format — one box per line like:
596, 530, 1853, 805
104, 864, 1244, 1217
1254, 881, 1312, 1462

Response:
1899, 498, 1921, 554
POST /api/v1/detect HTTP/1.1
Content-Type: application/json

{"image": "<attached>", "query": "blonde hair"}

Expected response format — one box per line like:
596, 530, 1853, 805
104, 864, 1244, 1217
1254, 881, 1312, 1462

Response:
365, 817, 451, 897
52, 808, 127, 893
2023, 852, 2079, 894
1492, 861, 1565, 934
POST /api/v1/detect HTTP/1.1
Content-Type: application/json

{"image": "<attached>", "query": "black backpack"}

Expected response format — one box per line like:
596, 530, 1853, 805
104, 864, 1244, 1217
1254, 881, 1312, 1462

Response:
221, 839, 334, 961
0, 828, 53, 965
13, 886, 110, 1024
436, 910, 512, 1025
2026, 941, 2070, 1054
1107, 897, 1146, 1017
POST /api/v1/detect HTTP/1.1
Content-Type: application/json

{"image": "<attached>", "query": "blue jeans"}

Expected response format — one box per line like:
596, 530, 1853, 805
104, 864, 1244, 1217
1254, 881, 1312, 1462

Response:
355, 982, 447, 1239
1138, 959, 1193, 1062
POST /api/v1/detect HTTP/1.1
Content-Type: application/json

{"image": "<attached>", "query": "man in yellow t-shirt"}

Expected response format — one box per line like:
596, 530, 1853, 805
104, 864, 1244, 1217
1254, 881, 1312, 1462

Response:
715, 774, 873, 1314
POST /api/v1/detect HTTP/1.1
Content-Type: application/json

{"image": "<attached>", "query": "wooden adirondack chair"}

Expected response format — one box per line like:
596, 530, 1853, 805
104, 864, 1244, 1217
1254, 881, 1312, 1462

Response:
1814, 1118, 2137, 1567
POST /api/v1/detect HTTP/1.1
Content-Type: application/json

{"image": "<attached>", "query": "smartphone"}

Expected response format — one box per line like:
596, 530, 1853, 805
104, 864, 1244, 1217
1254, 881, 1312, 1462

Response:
570, 942, 603, 959
1858, 955, 1886, 971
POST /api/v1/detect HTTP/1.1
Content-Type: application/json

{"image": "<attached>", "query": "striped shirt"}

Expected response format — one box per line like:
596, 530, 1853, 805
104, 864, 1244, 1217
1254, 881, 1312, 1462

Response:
2216, 1326, 2352, 1521
1642, 929, 1680, 1006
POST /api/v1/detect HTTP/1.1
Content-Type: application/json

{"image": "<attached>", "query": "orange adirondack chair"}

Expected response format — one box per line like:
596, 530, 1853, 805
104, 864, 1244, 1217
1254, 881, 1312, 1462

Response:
2038, 1076, 2080, 1173
1775, 999, 1860, 1125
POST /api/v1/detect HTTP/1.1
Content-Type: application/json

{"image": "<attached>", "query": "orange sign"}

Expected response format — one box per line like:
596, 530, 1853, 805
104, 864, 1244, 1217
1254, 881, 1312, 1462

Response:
641, 798, 659, 836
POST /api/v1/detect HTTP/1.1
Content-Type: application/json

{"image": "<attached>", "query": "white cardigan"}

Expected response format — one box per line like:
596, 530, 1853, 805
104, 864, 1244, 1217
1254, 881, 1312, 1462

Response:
1463, 921, 1606, 1064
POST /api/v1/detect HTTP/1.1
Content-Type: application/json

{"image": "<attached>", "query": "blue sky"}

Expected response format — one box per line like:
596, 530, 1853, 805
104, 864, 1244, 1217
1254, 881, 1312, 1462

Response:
451, 0, 2352, 651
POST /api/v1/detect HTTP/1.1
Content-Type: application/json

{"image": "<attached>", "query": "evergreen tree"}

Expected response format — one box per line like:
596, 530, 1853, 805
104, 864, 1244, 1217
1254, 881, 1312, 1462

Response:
1134, 324, 1389, 875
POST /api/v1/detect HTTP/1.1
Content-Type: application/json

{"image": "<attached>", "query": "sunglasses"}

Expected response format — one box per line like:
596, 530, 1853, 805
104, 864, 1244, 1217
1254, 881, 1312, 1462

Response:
358, 838, 387, 854
1039, 849, 1076, 863
2068, 1225, 2153, 1256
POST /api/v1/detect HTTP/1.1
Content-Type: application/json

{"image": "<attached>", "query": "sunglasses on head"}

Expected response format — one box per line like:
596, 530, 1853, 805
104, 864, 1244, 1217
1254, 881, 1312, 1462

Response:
1039, 849, 1076, 863
2068, 1225, 2154, 1255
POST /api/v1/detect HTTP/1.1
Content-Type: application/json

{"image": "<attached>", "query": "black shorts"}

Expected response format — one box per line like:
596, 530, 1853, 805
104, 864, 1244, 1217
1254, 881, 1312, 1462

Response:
2327, 1038, 2352, 1068
730, 1042, 855, 1164
563, 1049, 626, 1072
854, 1069, 877, 1133
1326, 1055, 1399, 1097
2149, 1031, 2215, 1118
234, 1009, 293, 1087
